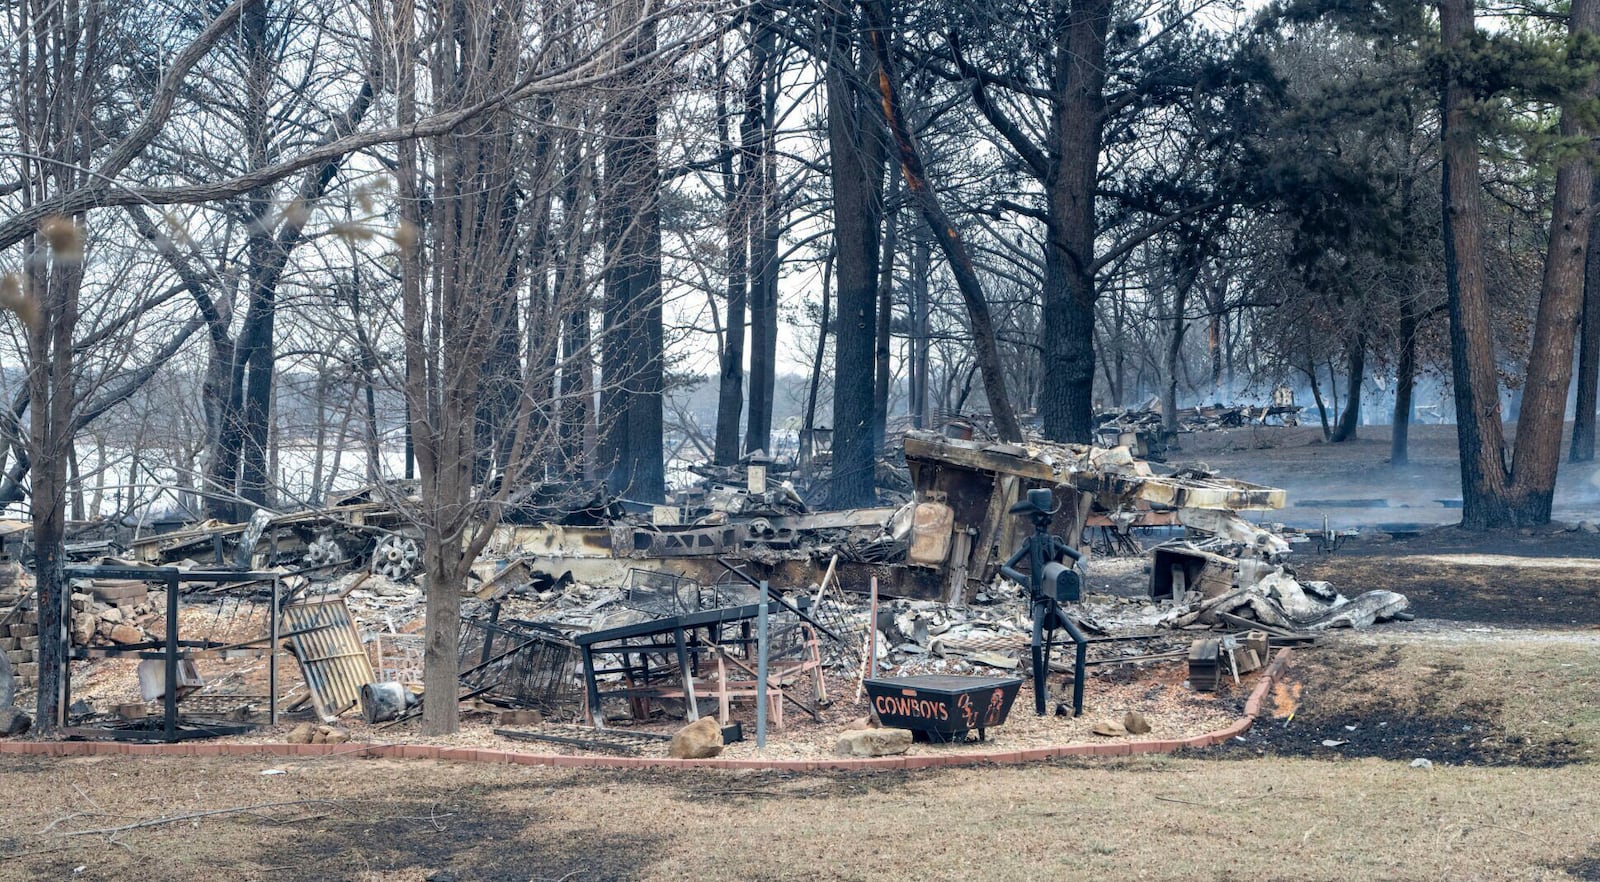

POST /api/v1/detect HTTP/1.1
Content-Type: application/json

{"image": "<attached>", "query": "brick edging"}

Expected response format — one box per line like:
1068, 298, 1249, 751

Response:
0, 650, 1291, 771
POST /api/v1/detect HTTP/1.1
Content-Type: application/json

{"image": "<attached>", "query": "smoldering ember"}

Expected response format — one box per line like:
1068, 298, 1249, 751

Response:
3, 1, 1600, 881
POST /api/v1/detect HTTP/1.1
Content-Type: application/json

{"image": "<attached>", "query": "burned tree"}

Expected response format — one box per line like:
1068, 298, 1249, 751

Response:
598, 0, 667, 504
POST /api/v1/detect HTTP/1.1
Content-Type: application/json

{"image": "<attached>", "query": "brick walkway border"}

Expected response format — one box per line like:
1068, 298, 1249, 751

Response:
0, 650, 1289, 772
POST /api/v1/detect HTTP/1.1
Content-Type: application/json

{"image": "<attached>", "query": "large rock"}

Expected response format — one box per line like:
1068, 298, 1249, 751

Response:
1091, 719, 1127, 737
834, 727, 913, 757
286, 722, 317, 744
0, 707, 32, 737
108, 624, 143, 645
72, 612, 98, 646
669, 716, 724, 759
1123, 711, 1152, 735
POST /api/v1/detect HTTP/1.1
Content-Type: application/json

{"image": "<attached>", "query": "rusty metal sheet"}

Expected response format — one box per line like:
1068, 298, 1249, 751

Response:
282, 598, 375, 722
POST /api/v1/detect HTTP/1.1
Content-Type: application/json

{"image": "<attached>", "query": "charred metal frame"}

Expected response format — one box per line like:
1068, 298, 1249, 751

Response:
59, 565, 282, 742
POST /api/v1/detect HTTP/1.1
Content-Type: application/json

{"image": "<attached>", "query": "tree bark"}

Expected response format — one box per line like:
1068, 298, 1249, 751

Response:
1506, 0, 1600, 521
824, 0, 886, 506
803, 251, 834, 466
713, 33, 752, 466
1038, 0, 1111, 443
745, 15, 780, 458
1162, 274, 1189, 443
909, 237, 930, 428
873, 186, 897, 452
1392, 301, 1418, 465
1438, 0, 1514, 527
1571, 177, 1600, 463
1329, 337, 1365, 443
599, 2, 665, 502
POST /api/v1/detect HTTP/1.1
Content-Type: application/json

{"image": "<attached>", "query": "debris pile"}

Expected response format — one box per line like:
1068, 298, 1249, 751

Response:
1146, 507, 1410, 633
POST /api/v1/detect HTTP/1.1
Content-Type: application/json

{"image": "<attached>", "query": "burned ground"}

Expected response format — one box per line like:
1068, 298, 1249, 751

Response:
1293, 530, 1600, 627
1213, 640, 1598, 767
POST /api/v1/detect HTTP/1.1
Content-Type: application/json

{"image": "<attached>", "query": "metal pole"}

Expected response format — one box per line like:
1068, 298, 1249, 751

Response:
582, 646, 603, 728
673, 625, 698, 722
269, 576, 279, 726
164, 570, 179, 743
755, 581, 769, 749
867, 575, 879, 679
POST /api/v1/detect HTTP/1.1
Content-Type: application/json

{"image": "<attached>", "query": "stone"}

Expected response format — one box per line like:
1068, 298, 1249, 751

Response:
286, 722, 317, 744
668, 716, 724, 759
1410, 758, 1433, 769
496, 709, 543, 726
108, 624, 143, 645
72, 612, 97, 646
834, 727, 913, 757
88, 580, 147, 603
0, 707, 32, 737
99, 606, 123, 624
1123, 711, 1151, 735
321, 726, 351, 745
969, 650, 1020, 670
1091, 719, 1128, 737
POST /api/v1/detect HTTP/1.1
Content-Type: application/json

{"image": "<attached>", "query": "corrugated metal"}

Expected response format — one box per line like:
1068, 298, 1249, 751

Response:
282, 598, 374, 722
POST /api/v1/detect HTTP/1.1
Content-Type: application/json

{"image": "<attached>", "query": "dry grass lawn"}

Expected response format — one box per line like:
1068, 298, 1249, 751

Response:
0, 752, 1596, 881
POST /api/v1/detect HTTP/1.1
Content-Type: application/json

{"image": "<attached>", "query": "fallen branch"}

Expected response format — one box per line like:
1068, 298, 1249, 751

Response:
62, 799, 341, 837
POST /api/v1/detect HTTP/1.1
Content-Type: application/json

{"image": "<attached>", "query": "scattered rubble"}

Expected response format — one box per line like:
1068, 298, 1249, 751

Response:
0, 425, 1416, 757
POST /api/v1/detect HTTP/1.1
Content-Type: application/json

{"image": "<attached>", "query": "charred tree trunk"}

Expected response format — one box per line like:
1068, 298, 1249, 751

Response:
802, 250, 835, 465
599, 5, 665, 502
824, 0, 886, 506
1572, 177, 1600, 463
744, 21, 779, 458
1392, 301, 1418, 465
1306, 363, 1331, 440
474, 192, 524, 483
713, 35, 752, 466
1162, 278, 1189, 443
909, 237, 930, 428
555, 136, 593, 475
1038, 0, 1110, 443
873, 183, 897, 451
1329, 337, 1365, 443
